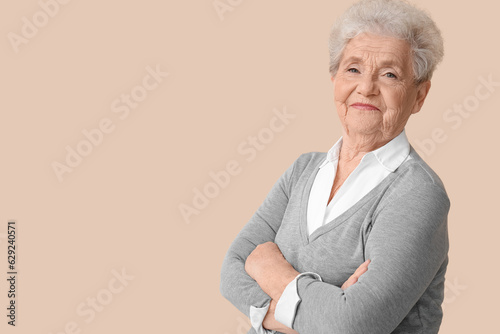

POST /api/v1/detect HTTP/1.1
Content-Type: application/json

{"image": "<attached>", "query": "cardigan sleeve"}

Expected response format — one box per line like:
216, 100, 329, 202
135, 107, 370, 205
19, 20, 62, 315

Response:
220, 156, 298, 318
291, 181, 450, 334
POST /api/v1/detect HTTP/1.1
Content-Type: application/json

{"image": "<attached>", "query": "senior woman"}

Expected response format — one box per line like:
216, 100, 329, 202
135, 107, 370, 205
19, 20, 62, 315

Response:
220, 0, 449, 333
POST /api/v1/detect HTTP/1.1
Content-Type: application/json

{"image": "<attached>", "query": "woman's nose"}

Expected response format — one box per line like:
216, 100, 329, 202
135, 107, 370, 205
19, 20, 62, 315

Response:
356, 74, 379, 96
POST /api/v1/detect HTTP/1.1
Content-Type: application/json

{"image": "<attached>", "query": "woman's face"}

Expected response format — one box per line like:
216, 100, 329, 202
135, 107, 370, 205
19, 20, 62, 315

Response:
332, 32, 430, 141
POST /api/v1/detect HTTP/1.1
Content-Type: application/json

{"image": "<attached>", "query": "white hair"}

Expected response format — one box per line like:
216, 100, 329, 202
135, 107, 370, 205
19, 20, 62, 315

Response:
328, 0, 444, 83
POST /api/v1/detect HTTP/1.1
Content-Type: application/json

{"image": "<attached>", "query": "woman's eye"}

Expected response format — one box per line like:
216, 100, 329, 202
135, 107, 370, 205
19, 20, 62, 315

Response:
385, 72, 397, 79
347, 68, 359, 73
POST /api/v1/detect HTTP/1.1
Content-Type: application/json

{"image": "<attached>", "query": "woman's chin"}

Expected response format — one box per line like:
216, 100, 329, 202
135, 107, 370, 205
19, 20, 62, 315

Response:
344, 119, 382, 136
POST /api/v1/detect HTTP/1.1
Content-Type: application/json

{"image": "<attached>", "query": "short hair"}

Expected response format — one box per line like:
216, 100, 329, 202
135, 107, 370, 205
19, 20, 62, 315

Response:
328, 0, 444, 83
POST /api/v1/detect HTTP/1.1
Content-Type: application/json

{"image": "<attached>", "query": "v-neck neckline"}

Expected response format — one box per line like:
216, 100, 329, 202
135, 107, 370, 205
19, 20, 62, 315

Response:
298, 156, 401, 245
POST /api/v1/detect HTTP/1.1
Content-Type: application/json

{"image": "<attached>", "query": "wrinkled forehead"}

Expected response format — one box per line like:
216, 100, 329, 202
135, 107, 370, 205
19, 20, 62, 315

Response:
340, 33, 412, 70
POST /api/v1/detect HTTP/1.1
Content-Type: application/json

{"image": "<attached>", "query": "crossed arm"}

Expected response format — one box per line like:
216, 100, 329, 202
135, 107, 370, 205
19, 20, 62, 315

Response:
220, 158, 449, 334
245, 242, 370, 333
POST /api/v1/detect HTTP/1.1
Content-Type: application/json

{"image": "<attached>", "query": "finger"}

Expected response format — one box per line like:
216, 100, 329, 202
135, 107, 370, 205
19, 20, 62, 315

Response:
341, 276, 357, 290
341, 260, 371, 290
343, 272, 360, 287
352, 259, 371, 278
346, 275, 358, 285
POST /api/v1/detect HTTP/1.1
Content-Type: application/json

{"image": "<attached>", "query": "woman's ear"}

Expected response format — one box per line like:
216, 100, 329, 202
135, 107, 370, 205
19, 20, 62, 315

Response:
412, 80, 431, 114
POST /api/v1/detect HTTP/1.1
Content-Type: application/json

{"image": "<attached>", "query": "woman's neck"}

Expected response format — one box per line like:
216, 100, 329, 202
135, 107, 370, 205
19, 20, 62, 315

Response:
339, 132, 391, 162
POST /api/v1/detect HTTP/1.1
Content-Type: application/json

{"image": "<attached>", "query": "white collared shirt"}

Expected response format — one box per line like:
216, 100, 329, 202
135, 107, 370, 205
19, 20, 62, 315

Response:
250, 130, 411, 333
307, 129, 411, 236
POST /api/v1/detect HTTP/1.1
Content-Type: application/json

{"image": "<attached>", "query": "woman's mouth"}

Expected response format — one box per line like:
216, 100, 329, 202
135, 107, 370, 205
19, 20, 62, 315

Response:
350, 103, 380, 111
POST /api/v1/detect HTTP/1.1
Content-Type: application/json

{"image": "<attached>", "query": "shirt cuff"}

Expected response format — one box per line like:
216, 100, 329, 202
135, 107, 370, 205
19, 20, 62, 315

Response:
250, 302, 276, 334
274, 272, 322, 329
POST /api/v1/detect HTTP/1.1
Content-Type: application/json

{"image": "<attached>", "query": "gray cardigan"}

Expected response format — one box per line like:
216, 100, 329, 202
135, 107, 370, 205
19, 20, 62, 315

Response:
220, 147, 450, 334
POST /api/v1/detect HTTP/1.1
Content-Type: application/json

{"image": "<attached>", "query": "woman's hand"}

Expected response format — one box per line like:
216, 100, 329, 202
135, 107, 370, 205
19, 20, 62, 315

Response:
260, 260, 369, 333
341, 259, 371, 290
246, 242, 370, 333
245, 242, 299, 300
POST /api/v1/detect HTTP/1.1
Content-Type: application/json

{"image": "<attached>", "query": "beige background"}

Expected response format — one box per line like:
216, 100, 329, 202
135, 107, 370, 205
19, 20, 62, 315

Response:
1, 0, 499, 333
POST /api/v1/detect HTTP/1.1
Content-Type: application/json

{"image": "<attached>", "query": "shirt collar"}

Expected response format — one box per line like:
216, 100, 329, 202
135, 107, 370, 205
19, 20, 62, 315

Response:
319, 129, 410, 172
